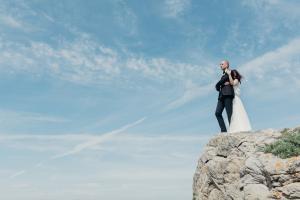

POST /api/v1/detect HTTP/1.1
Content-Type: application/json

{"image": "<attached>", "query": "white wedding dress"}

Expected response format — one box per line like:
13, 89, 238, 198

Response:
228, 79, 252, 133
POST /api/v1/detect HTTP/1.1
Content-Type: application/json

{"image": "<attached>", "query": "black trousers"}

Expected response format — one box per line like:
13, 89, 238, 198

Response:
215, 96, 233, 132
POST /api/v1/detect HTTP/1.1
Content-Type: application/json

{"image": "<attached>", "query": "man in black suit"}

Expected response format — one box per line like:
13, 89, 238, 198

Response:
215, 60, 235, 132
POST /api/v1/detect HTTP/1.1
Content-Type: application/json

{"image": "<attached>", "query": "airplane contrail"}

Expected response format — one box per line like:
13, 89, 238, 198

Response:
9, 117, 146, 179
51, 117, 146, 159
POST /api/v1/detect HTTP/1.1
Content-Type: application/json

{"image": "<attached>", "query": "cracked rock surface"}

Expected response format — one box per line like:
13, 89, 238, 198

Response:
193, 128, 300, 200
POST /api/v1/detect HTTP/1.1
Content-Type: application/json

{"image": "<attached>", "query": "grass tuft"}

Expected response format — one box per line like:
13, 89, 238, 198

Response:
262, 127, 300, 159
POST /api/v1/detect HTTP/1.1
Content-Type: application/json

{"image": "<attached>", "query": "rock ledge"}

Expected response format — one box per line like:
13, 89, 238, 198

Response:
193, 128, 300, 200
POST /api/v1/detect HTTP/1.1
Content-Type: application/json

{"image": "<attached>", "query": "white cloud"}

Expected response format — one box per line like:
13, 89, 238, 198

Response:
164, 0, 191, 18
113, 1, 138, 36
0, 15, 24, 29
126, 57, 212, 82
241, 0, 300, 39
0, 37, 120, 84
0, 1, 39, 32
237, 37, 300, 97
165, 81, 213, 110
242, 0, 300, 17
0, 33, 212, 89
9, 170, 26, 179
126, 58, 215, 109
240, 37, 300, 80
221, 1, 300, 61
0, 1, 212, 93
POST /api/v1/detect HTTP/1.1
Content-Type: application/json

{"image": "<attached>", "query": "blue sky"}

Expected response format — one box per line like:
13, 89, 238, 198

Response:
0, 0, 300, 199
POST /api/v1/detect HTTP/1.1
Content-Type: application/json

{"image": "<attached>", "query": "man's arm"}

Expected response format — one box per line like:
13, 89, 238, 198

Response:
215, 74, 229, 91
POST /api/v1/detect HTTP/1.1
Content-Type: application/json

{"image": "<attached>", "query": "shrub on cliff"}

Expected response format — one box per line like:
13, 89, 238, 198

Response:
263, 128, 300, 159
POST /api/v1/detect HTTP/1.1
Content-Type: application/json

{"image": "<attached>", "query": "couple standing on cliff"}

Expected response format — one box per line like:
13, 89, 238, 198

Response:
215, 60, 252, 133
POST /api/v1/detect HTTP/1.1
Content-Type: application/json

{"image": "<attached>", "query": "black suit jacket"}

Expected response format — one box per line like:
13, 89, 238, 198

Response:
215, 72, 235, 100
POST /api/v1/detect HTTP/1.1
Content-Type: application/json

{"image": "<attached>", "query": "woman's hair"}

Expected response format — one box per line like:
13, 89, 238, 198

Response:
231, 69, 243, 84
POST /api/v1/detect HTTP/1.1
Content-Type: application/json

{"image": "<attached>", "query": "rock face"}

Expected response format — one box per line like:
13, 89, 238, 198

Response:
193, 128, 300, 200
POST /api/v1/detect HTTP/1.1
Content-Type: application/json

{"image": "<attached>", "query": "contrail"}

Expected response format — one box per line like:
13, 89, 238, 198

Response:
9, 117, 146, 179
51, 117, 146, 159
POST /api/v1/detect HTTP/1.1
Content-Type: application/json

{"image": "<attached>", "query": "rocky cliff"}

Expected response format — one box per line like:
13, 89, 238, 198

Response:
193, 127, 300, 200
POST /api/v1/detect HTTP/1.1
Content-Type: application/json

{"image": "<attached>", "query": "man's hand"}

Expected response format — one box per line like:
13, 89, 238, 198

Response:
224, 81, 230, 85
216, 75, 230, 91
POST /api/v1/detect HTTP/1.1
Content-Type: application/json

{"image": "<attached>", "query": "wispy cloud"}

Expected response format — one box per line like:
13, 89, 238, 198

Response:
164, 0, 191, 18
236, 37, 300, 98
240, 0, 300, 46
5, 130, 208, 199
165, 81, 213, 111
0, 109, 70, 126
242, 0, 300, 19
240, 37, 300, 80
7, 117, 146, 179
113, 1, 138, 36
0, 1, 40, 32
51, 117, 146, 159
1, 1, 299, 199
1, 129, 210, 167
126, 57, 213, 83
0, 37, 120, 83
9, 170, 26, 179
5, 117, 213, 182
0, 15, 24, 29
0, 1, 213, 93
0, 33, 212, 88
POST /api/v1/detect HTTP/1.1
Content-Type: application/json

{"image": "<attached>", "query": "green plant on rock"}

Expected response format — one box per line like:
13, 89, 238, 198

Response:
263, 128, 300, 159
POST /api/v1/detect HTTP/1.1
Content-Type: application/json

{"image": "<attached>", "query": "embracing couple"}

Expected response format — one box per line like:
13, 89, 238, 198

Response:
215, 60, 252, 133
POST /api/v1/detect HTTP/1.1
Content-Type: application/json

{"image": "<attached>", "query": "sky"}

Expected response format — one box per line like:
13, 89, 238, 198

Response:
0, 0, 300, 199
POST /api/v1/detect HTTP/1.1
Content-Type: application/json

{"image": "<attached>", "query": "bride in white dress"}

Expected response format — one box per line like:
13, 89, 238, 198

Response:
225, 69, 252, 133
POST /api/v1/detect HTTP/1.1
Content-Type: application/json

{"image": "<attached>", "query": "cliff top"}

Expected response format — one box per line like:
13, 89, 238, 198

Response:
193, 126, 300, 200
